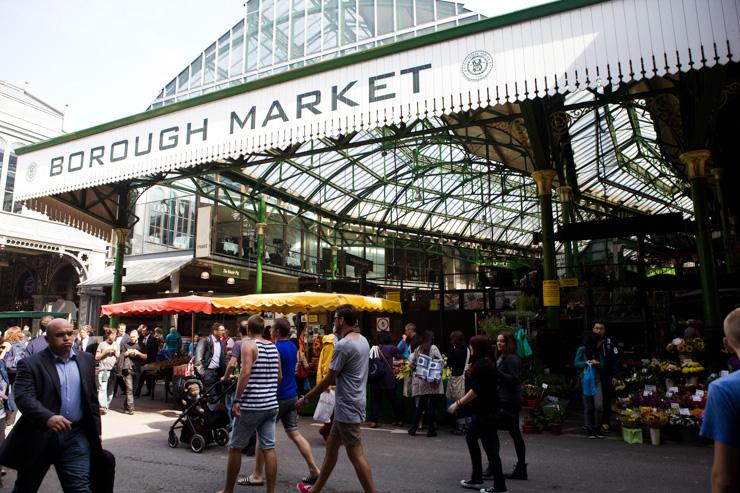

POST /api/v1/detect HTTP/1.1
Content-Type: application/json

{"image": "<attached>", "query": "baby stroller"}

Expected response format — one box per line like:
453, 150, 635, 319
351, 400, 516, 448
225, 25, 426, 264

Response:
167, 378, 234, 453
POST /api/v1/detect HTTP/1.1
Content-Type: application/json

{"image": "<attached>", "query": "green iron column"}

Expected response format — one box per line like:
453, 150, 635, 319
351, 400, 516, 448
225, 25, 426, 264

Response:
557, 185, 576, 278
109, 227, 128, 329
532, 169, 559, 331
711, 168, 736, 274
109, 188, 130, 330
255, 195, 267, 294
680, 151, 720, 327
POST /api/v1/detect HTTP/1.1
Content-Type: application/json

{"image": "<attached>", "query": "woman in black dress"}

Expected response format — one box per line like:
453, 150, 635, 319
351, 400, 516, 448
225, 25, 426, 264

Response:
447, 335, 507, 493
495, 331, 526, 480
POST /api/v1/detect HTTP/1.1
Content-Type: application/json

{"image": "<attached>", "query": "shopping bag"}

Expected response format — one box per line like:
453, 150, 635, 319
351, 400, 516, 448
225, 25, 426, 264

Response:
515, 327, 533, 359
313, 389, 335, 423
582, 365, 598, 397
414, 353, 443, 382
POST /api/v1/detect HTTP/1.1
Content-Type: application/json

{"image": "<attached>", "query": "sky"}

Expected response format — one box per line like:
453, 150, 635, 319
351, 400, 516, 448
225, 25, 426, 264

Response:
1, 0, 549, 133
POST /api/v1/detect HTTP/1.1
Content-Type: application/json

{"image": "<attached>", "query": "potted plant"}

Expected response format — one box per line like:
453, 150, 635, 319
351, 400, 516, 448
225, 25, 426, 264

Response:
544, 407, 564, 435
521, 384, 541, 408
618, 408, 642, 444
642, 409, 668, 445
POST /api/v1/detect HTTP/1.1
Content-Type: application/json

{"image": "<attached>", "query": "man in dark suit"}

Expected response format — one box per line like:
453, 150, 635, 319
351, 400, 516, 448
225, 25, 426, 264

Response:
134, 325, 158, 397
195, 322, 227, 406
0, 318, 102, 492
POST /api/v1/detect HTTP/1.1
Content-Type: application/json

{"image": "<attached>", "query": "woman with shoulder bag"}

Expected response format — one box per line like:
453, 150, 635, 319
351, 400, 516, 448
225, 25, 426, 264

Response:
408, 330, 444, 437
446, 330, 469, 435
448, 335, 507, 493
493, 331, 527, 481
367, 331, 401, 428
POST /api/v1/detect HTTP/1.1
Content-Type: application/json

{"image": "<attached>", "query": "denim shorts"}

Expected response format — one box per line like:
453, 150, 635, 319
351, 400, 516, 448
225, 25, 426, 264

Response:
230, 407, 278, 450
277, 397, 299, 433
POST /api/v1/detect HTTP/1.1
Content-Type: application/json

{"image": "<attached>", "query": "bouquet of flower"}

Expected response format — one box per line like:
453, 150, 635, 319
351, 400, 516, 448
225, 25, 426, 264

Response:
666, 338, 694, 354
656, 360, 681, 377
618, 408, 642, 429
521, 383, 540, 399
642, 409, 668, 429
688, 337, 705, 352
690, 408, 704, 425
395, 361, 412, 380
681, 361, 705, 375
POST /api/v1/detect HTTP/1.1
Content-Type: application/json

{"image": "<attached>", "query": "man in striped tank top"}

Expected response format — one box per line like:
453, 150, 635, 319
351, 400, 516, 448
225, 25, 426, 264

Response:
219, 315, 281, 493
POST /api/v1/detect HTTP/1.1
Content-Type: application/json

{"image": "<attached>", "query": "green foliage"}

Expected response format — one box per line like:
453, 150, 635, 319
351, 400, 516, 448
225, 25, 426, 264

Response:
477, 316, 513, 340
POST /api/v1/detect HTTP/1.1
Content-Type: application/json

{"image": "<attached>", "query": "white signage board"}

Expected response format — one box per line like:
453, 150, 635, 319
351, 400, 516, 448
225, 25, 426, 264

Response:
14, 0, 737, 201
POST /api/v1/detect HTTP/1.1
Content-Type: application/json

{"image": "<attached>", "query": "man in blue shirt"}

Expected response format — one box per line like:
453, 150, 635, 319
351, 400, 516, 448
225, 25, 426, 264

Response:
700, 308, 740, 492
0, 318, 102, 492
243, 318, 321, 487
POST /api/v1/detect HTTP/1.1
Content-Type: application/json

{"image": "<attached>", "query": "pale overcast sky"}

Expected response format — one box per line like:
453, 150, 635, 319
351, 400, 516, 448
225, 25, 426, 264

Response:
1, 0, 548, 132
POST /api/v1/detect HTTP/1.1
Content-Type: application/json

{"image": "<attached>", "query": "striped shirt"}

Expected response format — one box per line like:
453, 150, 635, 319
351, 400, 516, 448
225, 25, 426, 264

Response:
239, 339, 279, 411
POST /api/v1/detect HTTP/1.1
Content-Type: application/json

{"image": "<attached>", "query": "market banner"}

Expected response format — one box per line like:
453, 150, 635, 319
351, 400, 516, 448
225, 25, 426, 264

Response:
14, 0, 739, 201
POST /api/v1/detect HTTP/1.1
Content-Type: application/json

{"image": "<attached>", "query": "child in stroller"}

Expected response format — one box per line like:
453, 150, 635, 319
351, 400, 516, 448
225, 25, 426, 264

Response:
167, 378, 233, 453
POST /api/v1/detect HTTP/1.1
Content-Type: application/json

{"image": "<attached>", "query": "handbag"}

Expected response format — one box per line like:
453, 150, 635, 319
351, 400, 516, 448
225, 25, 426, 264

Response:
368, 346, 388, 383
312, 389, 335, 423
446, 348, 469, 400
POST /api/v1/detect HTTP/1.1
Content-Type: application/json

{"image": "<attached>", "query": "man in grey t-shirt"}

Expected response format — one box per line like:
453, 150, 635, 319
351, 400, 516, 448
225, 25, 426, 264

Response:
296, 304, 376, 493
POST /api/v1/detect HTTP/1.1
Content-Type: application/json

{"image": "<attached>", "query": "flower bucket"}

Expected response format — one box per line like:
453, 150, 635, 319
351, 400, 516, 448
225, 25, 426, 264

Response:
664, 378, 674, 390
549, 423, 563, 435
649, 428, 661, 446
687, 376, 699, 386
622, 427, 643, 444
524, 399, 540, 408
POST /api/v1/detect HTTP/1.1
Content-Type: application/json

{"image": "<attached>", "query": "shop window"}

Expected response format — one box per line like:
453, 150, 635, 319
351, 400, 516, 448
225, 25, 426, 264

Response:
203, 42, 216, 85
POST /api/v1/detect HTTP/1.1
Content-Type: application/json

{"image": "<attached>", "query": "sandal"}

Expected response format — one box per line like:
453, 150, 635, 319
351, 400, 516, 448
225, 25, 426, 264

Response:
237, 475, 265, 486
301, 475, 319, 485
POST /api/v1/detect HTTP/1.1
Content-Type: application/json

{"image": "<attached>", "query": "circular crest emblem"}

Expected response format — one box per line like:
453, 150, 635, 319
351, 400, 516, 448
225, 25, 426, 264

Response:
26, 162, 38, 182
462, 50, 493, 81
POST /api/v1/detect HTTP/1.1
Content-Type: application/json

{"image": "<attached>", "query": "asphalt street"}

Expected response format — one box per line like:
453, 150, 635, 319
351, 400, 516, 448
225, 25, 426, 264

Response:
4, 392, 713, 493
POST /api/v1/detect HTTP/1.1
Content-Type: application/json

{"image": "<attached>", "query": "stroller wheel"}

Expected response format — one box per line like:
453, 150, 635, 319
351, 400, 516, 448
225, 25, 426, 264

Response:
190, 434, 206, 453
168, 431, 179, 448
215, 428, 229, 446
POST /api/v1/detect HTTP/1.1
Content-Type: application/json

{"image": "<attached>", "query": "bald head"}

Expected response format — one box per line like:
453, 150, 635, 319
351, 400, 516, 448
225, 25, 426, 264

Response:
45, 319, 74, 357
724, 308, 740, 356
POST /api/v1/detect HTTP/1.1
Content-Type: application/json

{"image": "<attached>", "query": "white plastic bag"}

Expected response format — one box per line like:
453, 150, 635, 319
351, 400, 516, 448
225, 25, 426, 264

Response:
313, 389, 335, 423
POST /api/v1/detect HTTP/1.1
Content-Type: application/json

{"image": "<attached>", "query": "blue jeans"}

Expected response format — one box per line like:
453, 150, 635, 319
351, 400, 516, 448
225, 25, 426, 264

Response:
97, 369, 113, 409
13, 427, 92, 493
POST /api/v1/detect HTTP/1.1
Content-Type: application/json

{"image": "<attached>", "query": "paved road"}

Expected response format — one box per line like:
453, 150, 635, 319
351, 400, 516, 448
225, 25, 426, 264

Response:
4, 393, 712, 493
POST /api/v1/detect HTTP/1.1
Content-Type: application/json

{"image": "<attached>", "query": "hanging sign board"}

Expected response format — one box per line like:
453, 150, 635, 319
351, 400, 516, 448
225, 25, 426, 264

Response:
542, 280, 560, 307
195, 205, 212, 258
559, 278, 579, 288
387, 291, 401, 303
214, 265, 249, 280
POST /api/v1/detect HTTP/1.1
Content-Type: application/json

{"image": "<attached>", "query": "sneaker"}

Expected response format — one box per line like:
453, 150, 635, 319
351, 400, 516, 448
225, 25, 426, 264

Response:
596, 433, 606, 439
460, 479, 484, 489
296, 482, 312, 493
480, 487, 508, 493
